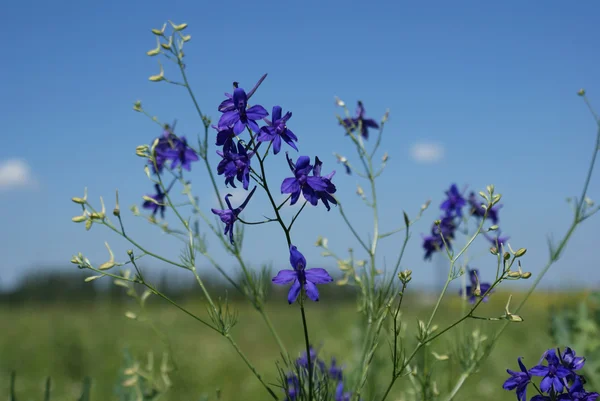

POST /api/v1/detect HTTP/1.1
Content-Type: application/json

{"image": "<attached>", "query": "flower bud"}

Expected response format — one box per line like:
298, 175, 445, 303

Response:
489, 225, 499, 231
398, 269, 412, 284
127, 249, 134, 257
334, 96, 345, 107
72, 215, 86, 223
149, 62, 165, 82
85, 219, 93, 231
503, 252, 511, 261
85, 275, 103, 282
169, 21, 188, 31
133, 100, 142, 112
382, 152, 389, 162
577, 88, 586, 96
181, 34, 191, 42
71, 197, 85, 204
520, 272, 532, 279
514, 248, 527, 257
490, 247, 498, 255
151, 24, 166, 36
507, 271, 521, 278
506, 314, 524, 322
486, 184, 495, 194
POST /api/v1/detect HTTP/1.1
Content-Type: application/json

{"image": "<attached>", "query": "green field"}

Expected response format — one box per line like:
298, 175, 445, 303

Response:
0, 290, 585, 400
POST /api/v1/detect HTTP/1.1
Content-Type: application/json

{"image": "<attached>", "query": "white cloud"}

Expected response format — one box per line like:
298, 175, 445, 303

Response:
410, 142, 445, 163
0, 159, 36, 190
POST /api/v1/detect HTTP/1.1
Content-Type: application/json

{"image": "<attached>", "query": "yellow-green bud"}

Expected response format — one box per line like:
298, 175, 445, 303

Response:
127, 249, 134, 256
149, 62, 165, 82
507, 271, 521, 278
133, 100, 142, 112
151, 24, 166, 36
486, 184, 495, 194
113, 189, 120, 217
181, 34, 191, 42
521, 272, 532, 279
577, 88, 586, 96
506, 314, 524, 322
514, 248, 527, 257
399, 269, 412, 284
490, 247, 498, 255
85, 219, 93, 231
72, 197, 85, 204
169, 21, 188, 31
382, 152, 389, 162
84, 275, 103, 282
503, 252, 511, 261
72, 215, 86, 223
489, 225, 499, 231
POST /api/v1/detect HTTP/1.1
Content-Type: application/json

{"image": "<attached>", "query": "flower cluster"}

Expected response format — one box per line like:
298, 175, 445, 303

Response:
422, 184, 509, 260
211, 74, 337, 244
503, 348, 597, 401
283, 346, 356, 401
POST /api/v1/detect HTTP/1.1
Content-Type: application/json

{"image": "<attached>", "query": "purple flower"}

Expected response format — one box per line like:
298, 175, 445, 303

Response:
218, 74, 267, 113
281, 154, 334, 208
340, 101, 379, 139
296, 346, 326, 373
218, 87, 268, 135
214, 125, 237, 153
216, 141, 254, 190
529, 349, 572, 394
312, 157, 337, 211
422, 216, 456, 260
561, 347, 586, 373
142, 184, 166, 218
272, 245, 333, 304
285, 373, 299, 401
258, 106, 298, 154
460, 268, 492, 304
502, 357, 531, 401
168, 137, 199, 171
329, 357, 344, 381
440, 184, 466, 217
468, 191, 501, 224
559, 377, 599, 400
335, 382, 352, 401
211, 186, 256, 244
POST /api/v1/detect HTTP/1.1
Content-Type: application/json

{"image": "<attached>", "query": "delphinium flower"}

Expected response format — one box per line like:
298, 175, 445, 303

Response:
218, 86, 268, 134
502, 357, 531, 401
459, 268, 492, 303
218, 74, 267, 113
258, 105, 298, 154
485, 232, 510, 249
149, 124, 199, 173
422, 216, 457, 260
272, 245, 333, 304
168, 136, 199, 171
335, 382, 352, 401
211, 186, 256, 244
296, 346, 327, 373
440, 184, 466, 217
142, 184, 167, 218
468, 191, 502, 224
216, 141, 254, 190
312, 157, 337, 211
340, 101, 379, 139
530, 349, 573, 394
281, 154, 337, 208
328, 357, 343, 381
285, 373, 300, 401
504, 348, 597, 401
214, 125, 237, 153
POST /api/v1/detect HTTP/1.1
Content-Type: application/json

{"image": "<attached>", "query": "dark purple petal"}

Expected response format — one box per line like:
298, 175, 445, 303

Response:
219, 110, 239, 128
281, 177, 300, 194
272, 105, 282, 122
246, 105, 269, 120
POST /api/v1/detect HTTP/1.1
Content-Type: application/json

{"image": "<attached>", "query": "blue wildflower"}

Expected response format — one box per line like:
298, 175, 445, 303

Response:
440, 184, 466, 217
529, 349, 572, 394
168, 136, 199, 171
218, 87, 268, 134
559, 377, 599, 400
502, 357, 531, 401
272, 245, 333, 304
216, 141, 254, 190
211, 187, 256, 244
214, 125, 237, 153
340, 101, 379, 139
281, 154, 334, 208
329, 357, 343, 381
335, 381, 352, 401
218, 74, 267, 113
258, 106, 298, 154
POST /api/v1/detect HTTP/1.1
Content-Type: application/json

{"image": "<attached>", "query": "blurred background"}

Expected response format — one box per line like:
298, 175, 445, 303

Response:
1, 0, 600, 399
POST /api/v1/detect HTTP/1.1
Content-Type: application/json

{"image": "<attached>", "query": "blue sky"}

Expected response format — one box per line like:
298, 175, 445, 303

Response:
1, 0, 599, 291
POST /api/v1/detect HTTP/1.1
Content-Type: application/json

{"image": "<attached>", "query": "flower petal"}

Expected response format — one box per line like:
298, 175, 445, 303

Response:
305, 281, 319, 301
305, 268, 333, 284
287, 279, 301, 304
289, 245, 306, 270
272, 269, 297, 285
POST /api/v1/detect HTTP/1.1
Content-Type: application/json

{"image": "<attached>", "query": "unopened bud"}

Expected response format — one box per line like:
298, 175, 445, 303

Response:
490, 247, 498, 255
169, 21, 188, 31
382, 152, 389, 162
160, 36, 173, 50
181, 34, 191, 42
133, 100, 142, 112
507, 271, 521, 278
334, 96, 345, 107
72, 197, 85, 204
136, 145, 149, 157
151, 24, 166, 36
398, 269, 412, 284
356, 185, 364, 197
486, 184, 495, 194
521, 272, 532, 279
99, 242, 116, 270
127, 249, 134, 256
489, 225, 499, 231
72, 215, 86, 223
85, 219, 93, 231
514, 248, 527, 257
506, 314, 524, 322
577, 88, 586, 96
382, 109, 390, 123
503, 252, 511, 261
149, 62, 165, 82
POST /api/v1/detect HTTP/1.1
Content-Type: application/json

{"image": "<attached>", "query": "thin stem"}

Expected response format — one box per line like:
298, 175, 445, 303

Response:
300, 303, 313, 401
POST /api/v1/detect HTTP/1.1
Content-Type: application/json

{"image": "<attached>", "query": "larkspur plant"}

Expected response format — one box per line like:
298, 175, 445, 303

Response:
67, 21, 600, 401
